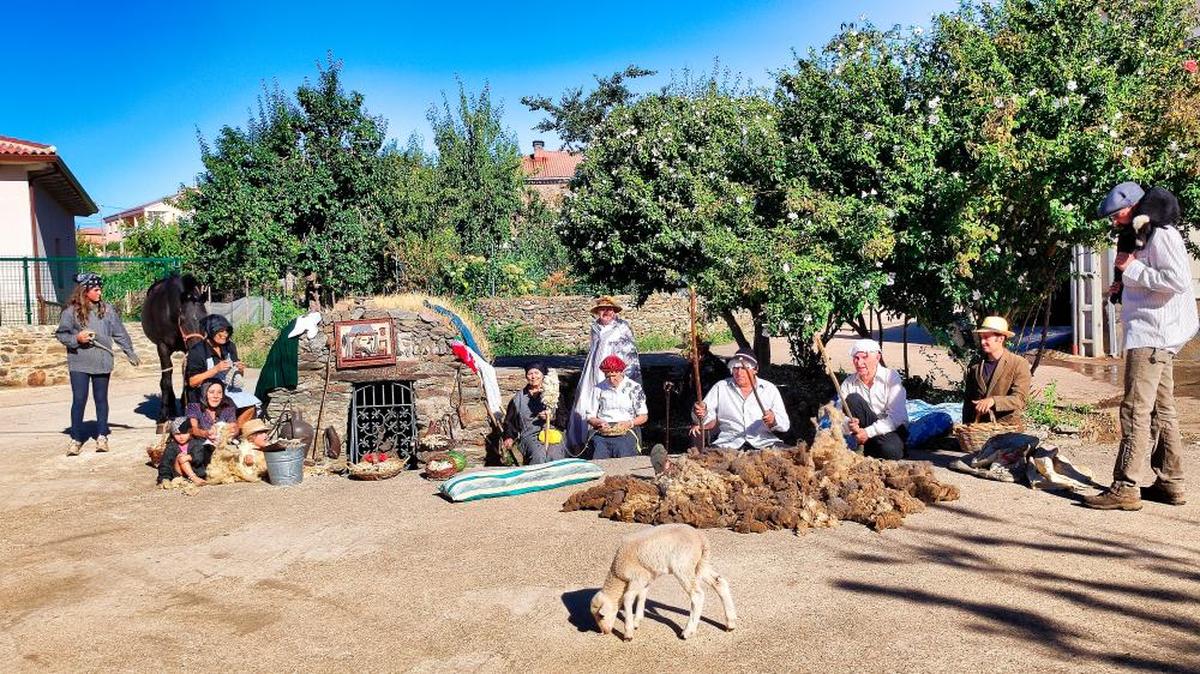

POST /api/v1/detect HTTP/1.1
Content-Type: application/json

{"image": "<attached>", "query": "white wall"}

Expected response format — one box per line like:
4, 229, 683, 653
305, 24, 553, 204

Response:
0, 165, 32, 256
33, 185, 78, 304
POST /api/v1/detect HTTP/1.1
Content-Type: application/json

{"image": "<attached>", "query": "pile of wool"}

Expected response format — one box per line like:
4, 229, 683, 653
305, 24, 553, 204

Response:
563, 405, 959, 533
204, 422, 269, 484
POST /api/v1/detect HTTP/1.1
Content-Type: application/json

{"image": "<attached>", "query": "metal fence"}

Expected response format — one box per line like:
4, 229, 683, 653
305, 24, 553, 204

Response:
0, 256, 183, 326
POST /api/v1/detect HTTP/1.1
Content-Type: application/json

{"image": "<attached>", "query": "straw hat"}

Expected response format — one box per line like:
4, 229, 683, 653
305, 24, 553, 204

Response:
240, 418, 271, 440
972, 316, 1014, 338
590, 295, 623, 314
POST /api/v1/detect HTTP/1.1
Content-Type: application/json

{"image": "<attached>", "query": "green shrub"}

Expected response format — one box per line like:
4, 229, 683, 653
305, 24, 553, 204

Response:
635, 331, 682, 352
486, 322, 577, 357
270, 296, 305, 331
232, 322, 277, 369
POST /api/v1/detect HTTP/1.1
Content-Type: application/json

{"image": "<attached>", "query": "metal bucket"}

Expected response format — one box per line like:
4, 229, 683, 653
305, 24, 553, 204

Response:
264, 445, 305, 486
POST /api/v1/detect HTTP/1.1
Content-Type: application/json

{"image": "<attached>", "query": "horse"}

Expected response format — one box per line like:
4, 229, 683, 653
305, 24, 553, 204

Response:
141, 273, 207, 422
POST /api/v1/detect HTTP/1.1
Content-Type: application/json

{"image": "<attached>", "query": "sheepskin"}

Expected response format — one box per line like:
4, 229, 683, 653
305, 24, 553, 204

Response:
203, 422, 269, 484
563, 405, 958, 533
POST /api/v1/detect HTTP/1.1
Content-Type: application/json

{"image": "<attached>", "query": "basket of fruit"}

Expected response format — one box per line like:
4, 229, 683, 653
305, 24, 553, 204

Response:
348, 453, 406, 481
423, 449, 467, 480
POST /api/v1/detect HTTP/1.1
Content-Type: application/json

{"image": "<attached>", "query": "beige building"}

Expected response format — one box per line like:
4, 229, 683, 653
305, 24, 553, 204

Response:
0, 135, 96, 324
79, 192, 188, 247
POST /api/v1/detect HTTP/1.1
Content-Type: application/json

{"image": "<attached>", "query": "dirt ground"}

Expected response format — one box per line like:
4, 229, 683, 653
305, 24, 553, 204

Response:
2, 357, 1199, 673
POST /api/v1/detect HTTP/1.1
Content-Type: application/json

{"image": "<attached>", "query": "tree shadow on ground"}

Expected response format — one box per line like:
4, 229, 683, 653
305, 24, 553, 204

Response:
833, 514, 1200, 672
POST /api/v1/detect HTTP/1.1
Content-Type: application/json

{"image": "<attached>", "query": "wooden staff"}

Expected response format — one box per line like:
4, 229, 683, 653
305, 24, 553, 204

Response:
310, 347, 332, 463
812, 332, 852, 418
688, 288, 706, 451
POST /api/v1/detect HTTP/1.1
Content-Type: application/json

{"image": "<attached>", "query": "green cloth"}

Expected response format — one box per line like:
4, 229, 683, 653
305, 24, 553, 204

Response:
255, 318, 300, 410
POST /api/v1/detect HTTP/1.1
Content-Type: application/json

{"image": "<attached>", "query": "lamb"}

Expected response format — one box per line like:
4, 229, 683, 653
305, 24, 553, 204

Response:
590, 523, 737, 641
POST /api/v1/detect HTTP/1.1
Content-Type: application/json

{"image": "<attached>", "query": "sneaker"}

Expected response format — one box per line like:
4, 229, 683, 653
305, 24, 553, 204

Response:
66, 440, 83, 456
95, 435, 110, 453
1083, 485, 1143, 511
1141, 482, 1187, 506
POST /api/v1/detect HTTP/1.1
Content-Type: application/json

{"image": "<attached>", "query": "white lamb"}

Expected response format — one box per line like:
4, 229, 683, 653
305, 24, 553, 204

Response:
590, 523, 737, 640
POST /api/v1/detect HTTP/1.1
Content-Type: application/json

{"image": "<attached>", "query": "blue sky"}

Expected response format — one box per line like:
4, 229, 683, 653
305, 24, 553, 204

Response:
1, 0, 956, 226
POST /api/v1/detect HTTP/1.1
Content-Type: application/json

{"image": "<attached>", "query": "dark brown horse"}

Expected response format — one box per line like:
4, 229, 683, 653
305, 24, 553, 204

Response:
141, 273, 207, 421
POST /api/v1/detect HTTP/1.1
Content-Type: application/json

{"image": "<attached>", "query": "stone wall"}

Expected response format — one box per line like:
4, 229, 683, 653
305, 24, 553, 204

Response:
0, 322, 166, 387
473, 293, 731, 351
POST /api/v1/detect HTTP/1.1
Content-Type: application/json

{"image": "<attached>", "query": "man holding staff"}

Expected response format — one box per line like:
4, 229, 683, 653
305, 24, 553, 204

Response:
691, 347, 790, 450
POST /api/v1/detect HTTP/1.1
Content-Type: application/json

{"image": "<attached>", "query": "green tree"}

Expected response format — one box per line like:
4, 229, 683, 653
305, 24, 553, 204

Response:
428, 83, 525, 257
522, 65, 656, 150
180, 58, 392, 298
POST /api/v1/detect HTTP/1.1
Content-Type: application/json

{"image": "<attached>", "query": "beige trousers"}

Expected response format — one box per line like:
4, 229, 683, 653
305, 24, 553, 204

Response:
1114, 347, 1186, 489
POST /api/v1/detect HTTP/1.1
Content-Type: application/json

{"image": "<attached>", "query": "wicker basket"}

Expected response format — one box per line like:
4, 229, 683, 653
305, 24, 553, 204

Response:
422, 452, 462, 481
348, 459, 406, 481
954, 410, 1025, 454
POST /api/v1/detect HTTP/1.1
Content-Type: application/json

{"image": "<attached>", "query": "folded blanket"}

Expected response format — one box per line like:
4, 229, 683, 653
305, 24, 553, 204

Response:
440, 458, 604, 502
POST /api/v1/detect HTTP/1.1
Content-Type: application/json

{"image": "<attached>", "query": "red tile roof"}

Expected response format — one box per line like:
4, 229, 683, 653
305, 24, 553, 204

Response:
0, 135, 57, 157
521, 145, 583, 182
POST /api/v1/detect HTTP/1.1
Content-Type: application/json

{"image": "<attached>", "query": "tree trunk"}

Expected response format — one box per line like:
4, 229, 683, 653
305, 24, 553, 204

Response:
850, 313, 871, 339
1030, 292, 1054, 375
902, 315, 910, 375
751, 308, 771, 369
720, 309, 751, 350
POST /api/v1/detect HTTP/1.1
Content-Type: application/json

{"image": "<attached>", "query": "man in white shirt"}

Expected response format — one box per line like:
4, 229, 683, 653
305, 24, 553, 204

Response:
1085, 183, 1198, 510
587, 354, 649, 459
691, 348, 790, 450
840, 339, 908, 459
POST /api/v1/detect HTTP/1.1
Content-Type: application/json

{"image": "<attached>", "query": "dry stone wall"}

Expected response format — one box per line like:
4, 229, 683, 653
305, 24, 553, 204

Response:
0, 322, 166, 387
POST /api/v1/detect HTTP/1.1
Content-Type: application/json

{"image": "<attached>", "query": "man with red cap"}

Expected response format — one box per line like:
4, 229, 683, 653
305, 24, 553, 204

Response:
585, 354, 648, 459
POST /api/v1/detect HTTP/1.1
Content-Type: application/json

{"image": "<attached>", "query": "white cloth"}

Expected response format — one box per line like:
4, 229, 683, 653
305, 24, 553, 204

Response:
568, 317, 642, 448
1120, 226, 1199, 354
848, 338, 882, 359
694, 377, 790, 449
207, 356, 260, 409
839, 365, 908, 439
287, 311, 322, 339
464, 344, 503, 417
587, 377, 648, 423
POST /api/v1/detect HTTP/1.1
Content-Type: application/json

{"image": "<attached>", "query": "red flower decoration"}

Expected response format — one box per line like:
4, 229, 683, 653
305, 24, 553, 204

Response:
1185, 60, 1198, 74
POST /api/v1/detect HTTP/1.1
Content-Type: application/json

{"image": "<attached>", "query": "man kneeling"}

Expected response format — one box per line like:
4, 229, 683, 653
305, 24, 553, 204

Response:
691, 347, 790, 450
840, 339, 908, 459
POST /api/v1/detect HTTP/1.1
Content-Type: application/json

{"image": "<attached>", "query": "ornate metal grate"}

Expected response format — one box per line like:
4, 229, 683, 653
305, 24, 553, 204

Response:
349, 381, 417, 466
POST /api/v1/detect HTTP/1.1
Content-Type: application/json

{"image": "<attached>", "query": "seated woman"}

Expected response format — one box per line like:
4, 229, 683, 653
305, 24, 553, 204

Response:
502, 362, 566, 465
157, 416, 211, 485
187, 379, 239, 441
586, 355, 649, 460
185, 314, 259, 426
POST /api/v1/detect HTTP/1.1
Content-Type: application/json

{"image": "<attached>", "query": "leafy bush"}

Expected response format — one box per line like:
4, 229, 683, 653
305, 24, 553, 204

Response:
270, 296, 305, 331
635, 331, 682, 353
232, 322, 278, 369
1024, 382, 1091, 428
486, 322, 577, 357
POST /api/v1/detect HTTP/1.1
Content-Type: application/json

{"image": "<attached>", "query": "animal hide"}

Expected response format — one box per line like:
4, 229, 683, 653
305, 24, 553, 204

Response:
203, 422, 269, 484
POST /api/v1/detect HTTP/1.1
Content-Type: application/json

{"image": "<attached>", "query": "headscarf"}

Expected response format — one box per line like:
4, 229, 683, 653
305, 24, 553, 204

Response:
169, 416, 191, 435
849, 338, 882, 359
202, 314, 234, 341
726, 347, 758, 371
74, 272, 103, 289
599, 355, 627, 373
199, 379, 227, 408
525, 362, 547, 376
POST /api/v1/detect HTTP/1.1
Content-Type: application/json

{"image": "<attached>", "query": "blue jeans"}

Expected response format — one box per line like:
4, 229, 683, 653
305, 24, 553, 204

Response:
591, 431, 639, 460
69, 371, 111, 442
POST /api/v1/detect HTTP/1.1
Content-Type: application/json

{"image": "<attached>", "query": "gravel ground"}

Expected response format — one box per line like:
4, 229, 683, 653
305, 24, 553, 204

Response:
1, 368, 1198, 673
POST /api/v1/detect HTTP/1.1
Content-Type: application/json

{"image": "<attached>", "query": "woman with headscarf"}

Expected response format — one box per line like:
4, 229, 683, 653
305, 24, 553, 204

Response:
502, 362, 566, 465
586, 355, 648, 459
567, 296, 642, 451
55, 272, 140, 456
185, 314, 259, 425
186, 379, 239, 440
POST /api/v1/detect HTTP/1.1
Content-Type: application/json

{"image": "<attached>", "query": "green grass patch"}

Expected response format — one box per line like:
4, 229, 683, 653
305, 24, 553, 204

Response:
232, 322, 278, 369
635, 331, 683, 352
486, 322, 579, 357
1024, 382, 1091, 428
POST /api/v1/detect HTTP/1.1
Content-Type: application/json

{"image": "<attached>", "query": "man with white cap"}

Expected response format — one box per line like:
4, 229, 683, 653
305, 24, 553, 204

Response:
961, 316, 1031, 426
1084, 181, 1198, 510
840, 339, 908, 459
691, 347, 790, 450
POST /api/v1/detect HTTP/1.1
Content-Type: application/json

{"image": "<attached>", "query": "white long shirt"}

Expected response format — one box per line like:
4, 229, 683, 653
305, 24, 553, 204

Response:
587, 377, 648, 423
839, 366, 908, 439
694, 377, 790, 449
1120, 226, 1199, 354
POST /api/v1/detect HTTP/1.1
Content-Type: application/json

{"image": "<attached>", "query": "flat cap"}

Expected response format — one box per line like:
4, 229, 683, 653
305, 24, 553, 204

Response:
1097, 181, 1145, 217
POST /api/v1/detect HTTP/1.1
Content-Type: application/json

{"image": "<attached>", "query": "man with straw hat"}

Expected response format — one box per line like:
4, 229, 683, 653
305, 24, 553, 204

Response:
567, 295, 642, 451
840, 339, 908, 459
961, 316, 1031, 426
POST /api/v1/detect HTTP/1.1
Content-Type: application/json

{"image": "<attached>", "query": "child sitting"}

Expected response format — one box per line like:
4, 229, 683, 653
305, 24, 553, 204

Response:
157, 416, 212, 486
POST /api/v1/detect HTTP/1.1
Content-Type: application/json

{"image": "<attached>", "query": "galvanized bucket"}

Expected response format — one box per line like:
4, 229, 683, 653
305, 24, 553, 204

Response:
264, 444, 305, 486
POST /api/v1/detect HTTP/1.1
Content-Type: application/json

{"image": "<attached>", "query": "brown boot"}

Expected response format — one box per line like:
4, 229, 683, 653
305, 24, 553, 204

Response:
1141, 482, 1187, 506
1083, 485, 1143, 511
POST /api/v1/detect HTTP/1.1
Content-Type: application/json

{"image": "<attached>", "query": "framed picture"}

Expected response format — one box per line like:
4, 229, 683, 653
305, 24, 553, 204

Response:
334, 319, 397, 369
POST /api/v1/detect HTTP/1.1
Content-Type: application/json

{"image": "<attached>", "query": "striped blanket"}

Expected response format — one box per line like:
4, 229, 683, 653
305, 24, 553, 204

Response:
440, 458, 604, 502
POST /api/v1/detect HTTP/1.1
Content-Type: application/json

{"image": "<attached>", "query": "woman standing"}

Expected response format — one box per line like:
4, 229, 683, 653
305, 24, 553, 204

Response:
55, 272, 140, 456
567, 296, 642, 451
185, 314, 260, 426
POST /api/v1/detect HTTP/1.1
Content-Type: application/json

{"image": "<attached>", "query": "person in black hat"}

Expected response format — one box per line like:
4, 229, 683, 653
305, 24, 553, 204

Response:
1085, 182, 1199, 510
185, 314, 260, 426
690, 347, 790, 450
55, 272, 140, 456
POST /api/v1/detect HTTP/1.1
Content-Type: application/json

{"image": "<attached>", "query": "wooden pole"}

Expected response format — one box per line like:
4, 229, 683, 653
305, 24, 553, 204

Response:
689, 288, 705, 451
812, 332, 852, 418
